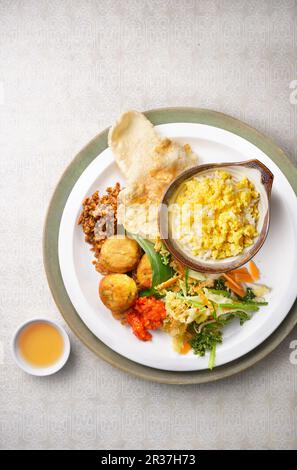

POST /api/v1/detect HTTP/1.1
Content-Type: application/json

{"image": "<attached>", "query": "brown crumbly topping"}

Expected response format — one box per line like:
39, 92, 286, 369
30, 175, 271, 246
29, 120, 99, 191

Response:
77, 183, 121, 268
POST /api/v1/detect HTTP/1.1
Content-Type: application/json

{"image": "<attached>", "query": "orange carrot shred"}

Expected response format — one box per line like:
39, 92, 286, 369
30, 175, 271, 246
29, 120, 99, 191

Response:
225, 271, 241, 284
223, 273, 246, 297
231, 267, 249, 275
249, 260, 260, 281
223, 273, 242, 289
225, 280, 246, 298
234, 272, 254, 283
181, 342, 191, 355
156, 276, 179, 290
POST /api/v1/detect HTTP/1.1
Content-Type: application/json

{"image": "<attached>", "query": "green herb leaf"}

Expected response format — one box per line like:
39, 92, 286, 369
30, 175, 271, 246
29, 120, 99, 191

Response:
218, 310, 251, 326
213, 277, 228, 291
190, 307, 252, 368
207, 288, 231, 298
190, 324, 222, 358
241, 287, 256, 301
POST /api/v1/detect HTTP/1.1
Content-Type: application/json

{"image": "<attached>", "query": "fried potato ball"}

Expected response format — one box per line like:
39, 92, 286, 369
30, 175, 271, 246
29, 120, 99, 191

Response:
98, 236, 141, 274
136, 253, 153, 289
99, 274, 137, 313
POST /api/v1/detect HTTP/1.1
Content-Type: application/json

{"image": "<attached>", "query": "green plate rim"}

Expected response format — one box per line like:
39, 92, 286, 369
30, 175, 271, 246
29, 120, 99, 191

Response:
43, 107, 297, 384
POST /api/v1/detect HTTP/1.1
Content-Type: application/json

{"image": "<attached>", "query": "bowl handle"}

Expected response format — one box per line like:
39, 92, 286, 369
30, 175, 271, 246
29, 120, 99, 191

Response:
240, 159, 274, 199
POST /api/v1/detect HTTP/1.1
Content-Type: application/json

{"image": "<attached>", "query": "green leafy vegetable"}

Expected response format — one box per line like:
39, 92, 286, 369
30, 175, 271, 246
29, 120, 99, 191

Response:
241, 287, 256, 301
130, 234, 173, 297
213, 277, 228, 291
218, 310, 251, 326
207, 288, 231, 298
190, 323, 222, 357
190, 309, 251, 369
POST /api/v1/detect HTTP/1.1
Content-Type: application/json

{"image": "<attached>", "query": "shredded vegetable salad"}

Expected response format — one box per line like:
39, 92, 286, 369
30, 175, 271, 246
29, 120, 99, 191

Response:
137, 237, 270, 369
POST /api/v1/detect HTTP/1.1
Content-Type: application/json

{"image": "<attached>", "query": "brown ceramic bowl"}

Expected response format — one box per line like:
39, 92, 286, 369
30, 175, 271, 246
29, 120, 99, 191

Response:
159, 159, 274, 273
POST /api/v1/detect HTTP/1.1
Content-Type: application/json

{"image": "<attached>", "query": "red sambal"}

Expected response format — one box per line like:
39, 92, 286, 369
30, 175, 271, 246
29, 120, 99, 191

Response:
126, 297, 166, 341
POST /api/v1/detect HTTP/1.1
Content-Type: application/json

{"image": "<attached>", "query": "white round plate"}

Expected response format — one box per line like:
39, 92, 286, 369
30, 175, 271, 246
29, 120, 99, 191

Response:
58, 123, 297, 371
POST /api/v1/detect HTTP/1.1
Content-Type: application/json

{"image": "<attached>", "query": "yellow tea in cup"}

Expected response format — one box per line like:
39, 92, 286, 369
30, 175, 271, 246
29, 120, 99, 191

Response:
18, 321, 64, 367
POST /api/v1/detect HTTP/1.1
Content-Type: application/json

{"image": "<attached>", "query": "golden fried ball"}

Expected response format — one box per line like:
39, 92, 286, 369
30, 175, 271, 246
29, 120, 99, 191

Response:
99, 274, 137, 313
98, 236, 141, 274
136, 253, 153, 289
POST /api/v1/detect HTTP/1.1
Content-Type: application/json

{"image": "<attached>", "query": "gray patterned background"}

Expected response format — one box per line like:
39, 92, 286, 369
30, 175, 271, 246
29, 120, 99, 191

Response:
0, 0, 297, 450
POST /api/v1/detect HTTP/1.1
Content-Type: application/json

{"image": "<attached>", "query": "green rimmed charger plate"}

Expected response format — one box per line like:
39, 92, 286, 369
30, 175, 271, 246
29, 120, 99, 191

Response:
43, 108, 297, 384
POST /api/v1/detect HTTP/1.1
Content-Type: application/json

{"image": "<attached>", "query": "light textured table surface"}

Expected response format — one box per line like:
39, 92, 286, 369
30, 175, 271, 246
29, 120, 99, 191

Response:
1, 0, 297, 450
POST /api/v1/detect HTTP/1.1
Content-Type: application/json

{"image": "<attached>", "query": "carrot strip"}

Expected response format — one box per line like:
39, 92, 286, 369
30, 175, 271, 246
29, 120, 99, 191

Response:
249, 260, 260, 281
223, 273, 243, 289
234, 272, 254, 283
225, 280, 246, 298
223, 273, 246, 297
156, 276, 179, 290
230, 267, 249, 275
224, 271, 238, 283
181, 342, 191, 355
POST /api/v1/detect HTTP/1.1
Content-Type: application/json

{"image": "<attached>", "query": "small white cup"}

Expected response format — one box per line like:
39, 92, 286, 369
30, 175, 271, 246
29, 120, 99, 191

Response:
12, 318, 71, 376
